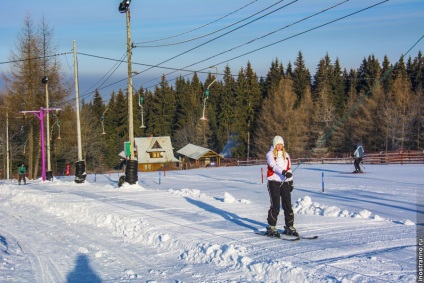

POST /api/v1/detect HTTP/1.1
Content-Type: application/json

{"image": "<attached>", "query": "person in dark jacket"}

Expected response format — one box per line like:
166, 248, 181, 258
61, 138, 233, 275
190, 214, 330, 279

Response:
18, 163, 27, 185
264, 135, 298, 237
353, 141, 364, 173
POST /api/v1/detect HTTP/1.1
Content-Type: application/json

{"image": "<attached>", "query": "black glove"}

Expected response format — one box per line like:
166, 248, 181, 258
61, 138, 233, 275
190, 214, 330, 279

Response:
289, 181, 294, 192
282, 170, 293, 178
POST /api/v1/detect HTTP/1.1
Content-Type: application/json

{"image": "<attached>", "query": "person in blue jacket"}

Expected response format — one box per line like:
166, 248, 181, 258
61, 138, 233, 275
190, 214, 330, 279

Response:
353, 141, 364, 173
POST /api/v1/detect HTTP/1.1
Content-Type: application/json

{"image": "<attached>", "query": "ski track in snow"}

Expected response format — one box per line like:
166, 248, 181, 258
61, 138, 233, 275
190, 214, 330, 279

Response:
0, 164, 420, 282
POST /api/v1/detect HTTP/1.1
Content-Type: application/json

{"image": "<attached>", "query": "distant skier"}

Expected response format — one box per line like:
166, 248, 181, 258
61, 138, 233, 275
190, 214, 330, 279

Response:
265, 135, 298, 237
353, 141, 364, 173
18, 163, 27, 185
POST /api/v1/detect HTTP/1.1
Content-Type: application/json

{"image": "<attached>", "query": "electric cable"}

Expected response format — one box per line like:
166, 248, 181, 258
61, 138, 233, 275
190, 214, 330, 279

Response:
135, 0, 290, 47
0, 52, 72, 65
136, 0, 259, 44
142, 0, 383, 90
135, 0, 298, 77
79, 51, 128, 97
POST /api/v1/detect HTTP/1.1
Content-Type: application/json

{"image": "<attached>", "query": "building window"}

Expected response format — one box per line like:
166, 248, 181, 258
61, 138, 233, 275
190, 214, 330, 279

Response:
150, 152, 163, 158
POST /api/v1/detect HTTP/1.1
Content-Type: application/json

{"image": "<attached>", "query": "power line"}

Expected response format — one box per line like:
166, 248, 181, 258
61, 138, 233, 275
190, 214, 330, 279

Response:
209, 1, 391, 74
135, 0, 298, 77
135, 0, 290, 48
0, 52, 72, 65
141, 0, 381, 90
79, 51, 128, 97
135, 0, 259, 45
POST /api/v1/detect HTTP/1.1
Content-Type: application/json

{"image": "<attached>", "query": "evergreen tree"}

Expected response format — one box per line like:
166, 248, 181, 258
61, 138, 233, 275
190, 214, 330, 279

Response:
381, 55, 394, 94
206, 71, 221, 149
292, 51, 311, 105
233, 68, 249, 157
150, 75, 176, 136
216, 65, 236, 152
357, 55, 381, 96
332, 58, 346, 116
245, 62, 262, 158
262, 58, 284, 100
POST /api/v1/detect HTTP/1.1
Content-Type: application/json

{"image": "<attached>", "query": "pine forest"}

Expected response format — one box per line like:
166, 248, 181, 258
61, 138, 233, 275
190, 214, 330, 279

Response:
1, 17, 423, 178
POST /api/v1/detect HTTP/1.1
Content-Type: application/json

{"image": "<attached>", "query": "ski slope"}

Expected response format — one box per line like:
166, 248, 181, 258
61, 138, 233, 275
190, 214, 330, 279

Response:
0, 163, 421, 282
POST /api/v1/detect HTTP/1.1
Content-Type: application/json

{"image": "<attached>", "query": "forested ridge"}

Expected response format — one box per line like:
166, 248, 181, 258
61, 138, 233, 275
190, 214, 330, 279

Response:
1, 17, 423, 176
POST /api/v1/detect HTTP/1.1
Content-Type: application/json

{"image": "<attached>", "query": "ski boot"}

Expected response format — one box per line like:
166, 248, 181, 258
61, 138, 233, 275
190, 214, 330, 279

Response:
284, 226, 299, 237
265, 225, 280, 237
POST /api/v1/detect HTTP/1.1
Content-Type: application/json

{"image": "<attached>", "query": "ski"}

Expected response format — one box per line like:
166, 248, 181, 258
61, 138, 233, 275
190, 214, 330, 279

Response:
255, 231, 318, 241
299, 235, 318, 240
254, 231, 299, 241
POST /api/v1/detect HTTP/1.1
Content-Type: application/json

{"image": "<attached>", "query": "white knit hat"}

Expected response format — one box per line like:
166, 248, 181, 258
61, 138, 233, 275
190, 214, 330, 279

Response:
273, 135, 284, 147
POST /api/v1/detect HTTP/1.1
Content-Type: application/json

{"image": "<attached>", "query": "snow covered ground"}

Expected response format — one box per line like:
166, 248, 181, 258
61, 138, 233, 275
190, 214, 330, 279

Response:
0, 163, 422, 283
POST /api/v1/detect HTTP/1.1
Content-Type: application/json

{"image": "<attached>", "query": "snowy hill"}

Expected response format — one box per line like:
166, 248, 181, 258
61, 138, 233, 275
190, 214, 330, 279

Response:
0, 164, 421, 282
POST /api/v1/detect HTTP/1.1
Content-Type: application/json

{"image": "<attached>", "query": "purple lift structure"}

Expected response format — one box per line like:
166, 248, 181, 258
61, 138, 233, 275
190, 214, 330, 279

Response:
20, 107, 61, 181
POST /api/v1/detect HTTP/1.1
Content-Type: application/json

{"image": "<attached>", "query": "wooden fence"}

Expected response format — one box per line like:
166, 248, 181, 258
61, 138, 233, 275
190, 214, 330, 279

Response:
233, 150, 424, 166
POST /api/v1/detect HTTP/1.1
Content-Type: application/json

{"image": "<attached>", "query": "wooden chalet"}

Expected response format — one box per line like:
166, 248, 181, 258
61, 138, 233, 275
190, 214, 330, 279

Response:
177, 143, 223, 169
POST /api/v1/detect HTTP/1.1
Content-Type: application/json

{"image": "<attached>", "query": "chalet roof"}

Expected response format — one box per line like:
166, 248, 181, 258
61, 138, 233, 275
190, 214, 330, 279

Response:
133, 136, 179, 164
177, 143, 222, 160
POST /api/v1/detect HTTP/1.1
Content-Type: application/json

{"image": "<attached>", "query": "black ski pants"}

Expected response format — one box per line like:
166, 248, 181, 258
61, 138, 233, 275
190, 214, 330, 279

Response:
354, 157, 362, 171
19, 173, 26, 184
267, 180, 294, 228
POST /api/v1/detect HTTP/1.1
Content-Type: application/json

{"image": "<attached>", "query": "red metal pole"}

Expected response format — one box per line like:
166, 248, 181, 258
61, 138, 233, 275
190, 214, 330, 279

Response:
20, 107, 61, 181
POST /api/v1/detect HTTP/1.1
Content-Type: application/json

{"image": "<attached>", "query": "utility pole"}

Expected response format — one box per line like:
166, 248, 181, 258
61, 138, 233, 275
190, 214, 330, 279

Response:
73, 40, 86, 183
74, 41, 82, 162
126, 3, 135, 160
119, 0, 138, 185
42, 76, 53, 180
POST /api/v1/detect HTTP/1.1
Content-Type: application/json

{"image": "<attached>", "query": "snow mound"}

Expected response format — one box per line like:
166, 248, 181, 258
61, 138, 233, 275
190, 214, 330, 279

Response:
293, 196, 416, 225
180, 243, 252, 268
249, 259, 307, 282
402, 219, 415, 226
168, 188, 213, 199
121, 269, 139, 280
118, 182, 147, 191
294, 196, 374, 219
222, 192, 251, 204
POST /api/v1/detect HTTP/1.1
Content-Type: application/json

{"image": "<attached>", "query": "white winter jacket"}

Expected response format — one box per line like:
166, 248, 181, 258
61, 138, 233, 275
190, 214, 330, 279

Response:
266, 146, 293, 182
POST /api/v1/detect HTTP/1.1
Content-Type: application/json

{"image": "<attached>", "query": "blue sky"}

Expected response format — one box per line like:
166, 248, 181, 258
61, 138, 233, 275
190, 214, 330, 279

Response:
1, 0, 423, 101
